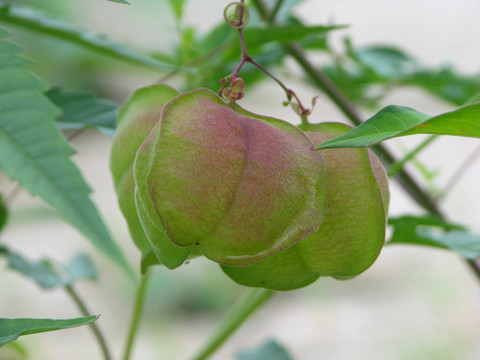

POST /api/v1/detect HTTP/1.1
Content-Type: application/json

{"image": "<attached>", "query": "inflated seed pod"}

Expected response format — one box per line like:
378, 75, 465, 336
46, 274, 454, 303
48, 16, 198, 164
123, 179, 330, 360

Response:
222, 122, 389, 290
110, 84, 190, 270
134, 88, 327, 266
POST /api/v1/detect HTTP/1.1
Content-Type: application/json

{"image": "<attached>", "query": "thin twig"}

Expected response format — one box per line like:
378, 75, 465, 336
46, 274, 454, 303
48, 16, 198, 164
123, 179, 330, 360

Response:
65, 285, 112, 360
443, 144, 480, 196
221, 14, 309, 116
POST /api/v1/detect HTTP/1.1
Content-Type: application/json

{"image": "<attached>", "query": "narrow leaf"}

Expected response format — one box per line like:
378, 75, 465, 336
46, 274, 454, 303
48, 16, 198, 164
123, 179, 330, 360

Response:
0, 4, 183, 72
236, 339, 294, 360
0, 28, 133, 278
316, 103, 480, 149
0, 316, 98, 347
47, 88, 117, 137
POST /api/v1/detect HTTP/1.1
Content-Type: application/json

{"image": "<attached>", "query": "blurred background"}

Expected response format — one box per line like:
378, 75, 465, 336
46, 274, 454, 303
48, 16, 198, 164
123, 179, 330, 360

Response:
1, 0, 480, 359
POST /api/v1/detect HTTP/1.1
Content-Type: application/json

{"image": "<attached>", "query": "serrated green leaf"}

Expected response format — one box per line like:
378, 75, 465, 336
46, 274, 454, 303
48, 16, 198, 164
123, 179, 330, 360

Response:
46, 88, 117, 137
0, 4, 184, 72
0, 28, 133, 278
0, 194, 7, 232
0, 316, 98, 347
316, 103, 480, 149
0, 247, 98, 288
236, 339, 294, 360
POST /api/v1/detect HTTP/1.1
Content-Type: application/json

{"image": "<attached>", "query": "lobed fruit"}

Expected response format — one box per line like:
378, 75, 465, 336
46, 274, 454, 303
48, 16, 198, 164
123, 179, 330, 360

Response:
110, 85, 389, 290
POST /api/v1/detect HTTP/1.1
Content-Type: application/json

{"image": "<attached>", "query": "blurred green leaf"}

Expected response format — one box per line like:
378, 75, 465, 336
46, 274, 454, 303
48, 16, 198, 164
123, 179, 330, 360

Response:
0, 316, 98, 347
0, 194, 7, 232
0, 28, 133, 278
0, 247, 98, 289
266, 0, 304, 23
328, 39, 480, 108
107, 0, 130, 4
64, 253, 98, 284
0, 3, 184, 72
0, 247, 62, 289
244, 24, 345, 49
388, 215, 480, 259
418, 229, 480, 259
353, 45, 414, 78
405, 67, 480, 106
387, 215, 464, 249
236, 339, 294, 360
46, 88, 118, 137
0, 341, 27, 358
166, 0, 187, 21
316, 103, 480, 149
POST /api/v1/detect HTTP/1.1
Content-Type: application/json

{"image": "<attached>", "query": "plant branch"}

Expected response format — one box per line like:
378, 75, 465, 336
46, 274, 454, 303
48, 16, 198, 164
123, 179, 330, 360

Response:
443, 144, 480, 196
65, 285, 112, 360
122, 270, 151, 360
190, 288, 274, 360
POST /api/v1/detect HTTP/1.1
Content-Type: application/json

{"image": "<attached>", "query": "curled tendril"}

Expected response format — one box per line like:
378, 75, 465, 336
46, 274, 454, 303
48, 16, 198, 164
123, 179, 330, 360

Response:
224, 2, 250, 29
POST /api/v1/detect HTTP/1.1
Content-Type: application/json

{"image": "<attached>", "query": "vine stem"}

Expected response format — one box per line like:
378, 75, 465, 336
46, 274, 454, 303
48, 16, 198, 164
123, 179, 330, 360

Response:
221, 5, 309, 115
250, 0, 480, 279
65, 285, 112, 360
122, 270, 151, 360
190, 288, 274, 360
